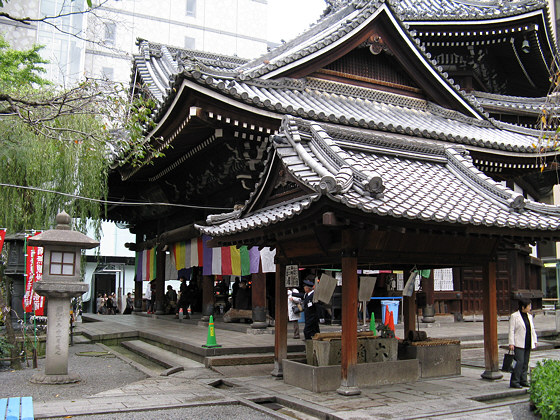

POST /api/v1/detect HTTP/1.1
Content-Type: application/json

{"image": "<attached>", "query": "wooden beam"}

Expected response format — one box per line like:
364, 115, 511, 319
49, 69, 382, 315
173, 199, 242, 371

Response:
272, 262, 287, 377
481, 260, 503, 380
337, 230, 361, 396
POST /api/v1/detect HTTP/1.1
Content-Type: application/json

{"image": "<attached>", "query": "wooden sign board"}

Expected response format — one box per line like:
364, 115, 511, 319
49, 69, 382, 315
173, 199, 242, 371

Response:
285, 265, 299, 288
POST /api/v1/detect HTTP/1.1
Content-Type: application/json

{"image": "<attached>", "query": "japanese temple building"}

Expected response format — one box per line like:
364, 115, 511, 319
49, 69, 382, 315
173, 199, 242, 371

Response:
108, 0, 560, 389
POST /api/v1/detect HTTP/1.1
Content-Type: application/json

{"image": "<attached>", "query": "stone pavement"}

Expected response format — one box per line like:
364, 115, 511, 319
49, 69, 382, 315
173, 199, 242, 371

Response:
30, 313, 559, 419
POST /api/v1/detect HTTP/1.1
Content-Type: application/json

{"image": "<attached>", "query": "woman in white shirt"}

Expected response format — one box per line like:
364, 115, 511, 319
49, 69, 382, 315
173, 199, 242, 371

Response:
288, 288, 301, 339
508, 298, 537, 388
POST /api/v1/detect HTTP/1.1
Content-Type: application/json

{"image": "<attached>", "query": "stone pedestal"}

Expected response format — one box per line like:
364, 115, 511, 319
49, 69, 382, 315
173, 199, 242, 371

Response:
283, 359, 419, 392
30, 282, 88, 384
251, 306, 268, 329
398, 340, 461, 378
307, 337, 397, 366
556, 310, 560, 333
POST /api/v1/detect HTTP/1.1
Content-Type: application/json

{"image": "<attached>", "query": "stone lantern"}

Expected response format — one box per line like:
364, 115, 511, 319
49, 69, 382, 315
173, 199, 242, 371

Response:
28, 211, 99, 384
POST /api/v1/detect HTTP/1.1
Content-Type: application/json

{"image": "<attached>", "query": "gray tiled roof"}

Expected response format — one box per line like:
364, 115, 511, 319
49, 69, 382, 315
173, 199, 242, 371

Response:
394, 0, 547, 21
471, 91, 560, 115
132, 0, 552, 103
130, 0, 555, 159
168, 72, 544, 153
237, 0, 550, 80
132, 40, 248, 101
199, 194, 320, 237
134, 2, 480, 116
197, 116, 560, 238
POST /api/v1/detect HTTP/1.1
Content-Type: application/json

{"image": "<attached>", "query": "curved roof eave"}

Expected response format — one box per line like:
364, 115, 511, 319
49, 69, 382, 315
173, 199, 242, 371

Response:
247, 3, 485, 119
406, 8, 558, 63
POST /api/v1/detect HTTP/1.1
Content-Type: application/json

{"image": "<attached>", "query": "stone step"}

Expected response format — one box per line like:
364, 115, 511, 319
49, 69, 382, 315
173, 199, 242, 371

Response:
205, 352, 306, 367
71, 334, 92, 344
121, 340, 205, 371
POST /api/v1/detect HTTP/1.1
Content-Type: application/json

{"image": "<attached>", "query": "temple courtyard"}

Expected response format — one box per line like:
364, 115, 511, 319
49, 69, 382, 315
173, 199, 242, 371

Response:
1, 313, 559, 419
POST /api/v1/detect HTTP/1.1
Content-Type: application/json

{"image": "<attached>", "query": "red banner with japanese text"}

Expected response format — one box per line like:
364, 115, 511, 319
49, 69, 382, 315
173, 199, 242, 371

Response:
0, 229, 5, 254
23, 234, 45, 315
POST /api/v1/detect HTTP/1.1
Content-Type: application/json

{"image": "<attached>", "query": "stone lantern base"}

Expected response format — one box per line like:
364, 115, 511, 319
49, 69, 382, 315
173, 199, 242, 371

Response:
30, 372, 81, 384
32, 282, 88, 385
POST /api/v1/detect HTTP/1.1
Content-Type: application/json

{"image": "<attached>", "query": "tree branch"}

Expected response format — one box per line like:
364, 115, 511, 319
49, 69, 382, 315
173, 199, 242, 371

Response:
0, 1, 104, 25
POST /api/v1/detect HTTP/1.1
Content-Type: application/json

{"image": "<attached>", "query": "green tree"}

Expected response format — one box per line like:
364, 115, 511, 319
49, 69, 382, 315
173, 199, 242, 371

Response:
0, 0, 165, 365
0, 35, 108, 233
0, 35, 112, 368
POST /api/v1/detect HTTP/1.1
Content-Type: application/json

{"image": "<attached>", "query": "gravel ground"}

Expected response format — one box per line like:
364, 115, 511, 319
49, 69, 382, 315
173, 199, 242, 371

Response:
0, 342, 147, 402
511, 400, 539, 420
0, 343, 278, 419
47, 405, 276, 420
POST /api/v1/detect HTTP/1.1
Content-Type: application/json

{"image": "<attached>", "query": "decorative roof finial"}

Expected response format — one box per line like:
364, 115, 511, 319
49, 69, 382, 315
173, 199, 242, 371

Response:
321, 0, 350, 17
55, 211, 72, 230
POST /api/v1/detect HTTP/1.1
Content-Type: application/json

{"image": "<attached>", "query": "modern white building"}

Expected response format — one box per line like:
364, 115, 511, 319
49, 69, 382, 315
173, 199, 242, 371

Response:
0, 0, 270, 85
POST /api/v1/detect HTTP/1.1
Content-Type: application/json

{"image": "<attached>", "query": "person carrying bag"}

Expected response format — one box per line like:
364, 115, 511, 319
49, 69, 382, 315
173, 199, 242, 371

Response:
288, 288, 302, 339
508, 298, 537, 388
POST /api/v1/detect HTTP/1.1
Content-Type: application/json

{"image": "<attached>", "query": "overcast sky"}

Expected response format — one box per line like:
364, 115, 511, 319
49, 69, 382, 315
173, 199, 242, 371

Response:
267, 0, 326, 43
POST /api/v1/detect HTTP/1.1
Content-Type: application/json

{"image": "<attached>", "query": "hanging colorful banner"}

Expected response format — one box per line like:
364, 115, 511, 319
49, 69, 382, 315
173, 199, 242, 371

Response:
135, 247, 157, 282
23, 234, 45, 315
170, 238, 276, 276
221, 246, 232, 275
0, 229, 6, 254
135, 249, 143, 281
146, 247, 156, 281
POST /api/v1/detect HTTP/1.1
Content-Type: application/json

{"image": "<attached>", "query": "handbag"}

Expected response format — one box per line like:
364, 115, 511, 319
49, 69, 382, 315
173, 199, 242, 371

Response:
293, 302, 303, 314
501, 350, 516, 372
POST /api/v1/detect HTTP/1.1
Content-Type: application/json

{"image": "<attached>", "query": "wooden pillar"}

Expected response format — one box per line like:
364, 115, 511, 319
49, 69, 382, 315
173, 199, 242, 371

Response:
402, 270, 416, 340
155, 248, 166, 315
251, 261, 267, 329
134, 277, 143, 312
133, 234, 143, 312
403, 291, 416, 340
201, 274, 214, 322
337, 231, 360, 396
481, 260, 503, 380
272, 262, 287, 377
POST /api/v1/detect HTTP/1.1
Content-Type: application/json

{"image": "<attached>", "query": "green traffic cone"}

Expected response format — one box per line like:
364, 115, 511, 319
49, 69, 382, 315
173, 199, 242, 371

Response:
370, 313, 377, 336
202, 315, 222, 348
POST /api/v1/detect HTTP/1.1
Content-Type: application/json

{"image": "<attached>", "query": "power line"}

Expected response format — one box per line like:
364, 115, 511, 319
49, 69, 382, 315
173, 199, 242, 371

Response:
0, 182, 233, 211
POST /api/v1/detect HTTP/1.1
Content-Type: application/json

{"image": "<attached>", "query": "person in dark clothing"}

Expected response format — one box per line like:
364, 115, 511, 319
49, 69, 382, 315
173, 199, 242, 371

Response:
176, 276, 190, 319
149, 280, 157, 314
166, 285, 178, 314
106, 294, 115, 315
235, 280, 251, 310
123, 292, 134, 314
508, 298, 537, 388
231, 277, 240, 308
301, 275, 320, 340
